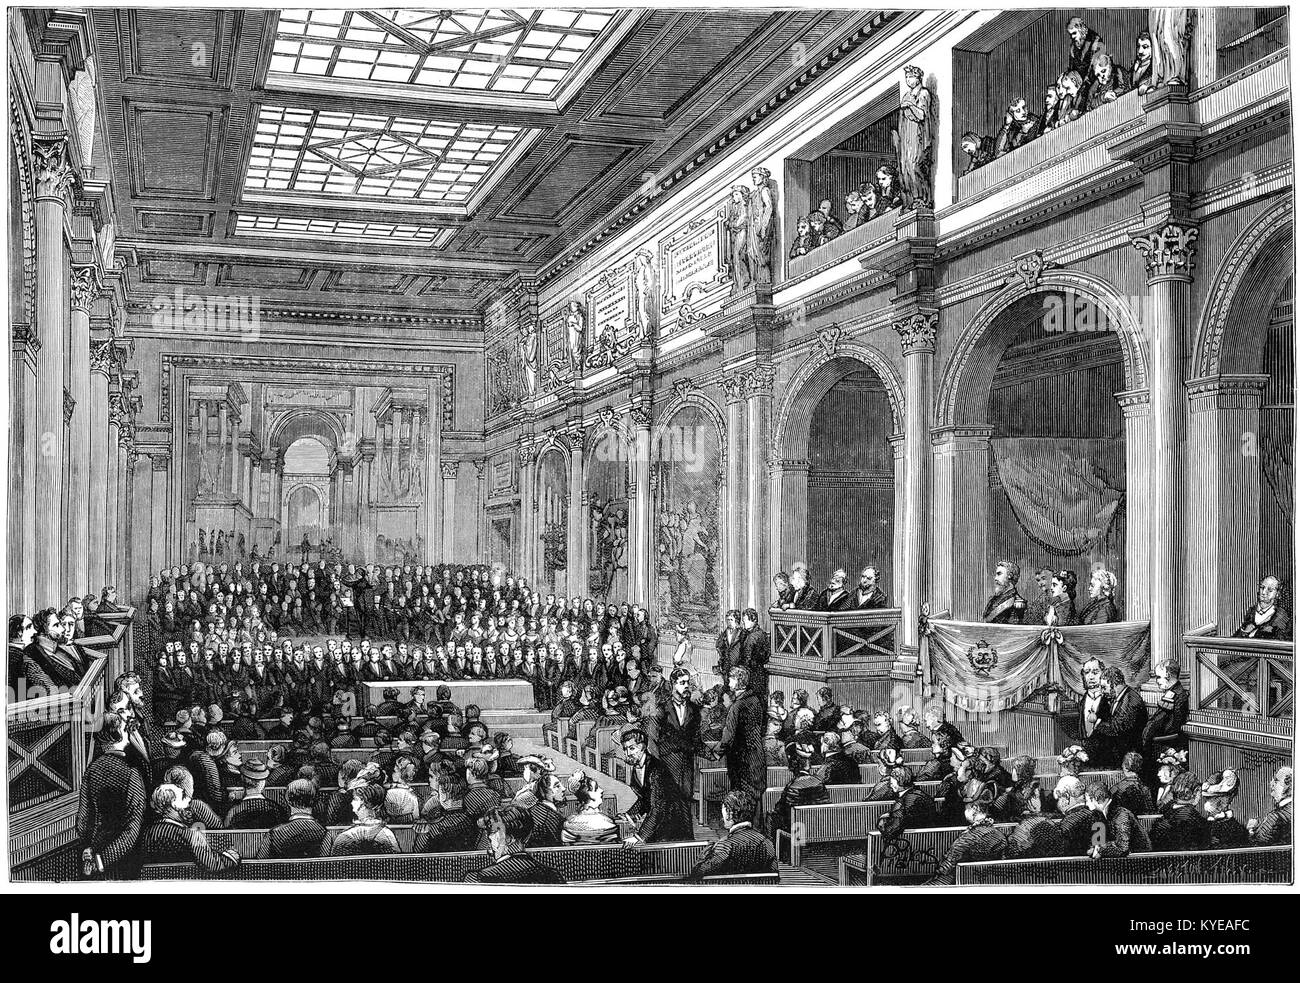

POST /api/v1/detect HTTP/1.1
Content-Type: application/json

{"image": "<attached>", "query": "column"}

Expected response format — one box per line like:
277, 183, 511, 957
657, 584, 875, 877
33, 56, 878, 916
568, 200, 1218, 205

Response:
1184, 375, 1268, 632
566, 436, 586, 598
929, 425, 993, 619
441, 460, 459, 559
150, 452, 171, 577
357, 441, 375, 563
770, 459, 810, 573
424, 386, 440, 565
721, 375, 748, 612
1131, 223, 1197, 667
227, 405, 239, 496
628, 404, 653, 603
893, 310, 937, 647
10, 327, 41, 613
889, 434, 906, 610
744, 367, 774, 611
122, 451, 137, 599
114, 424, 132, 589
88, 340, 112, 588
518, 443, 535, 578
34, 135, 73, 602
340, 458, 357, 558
1117, 390, 1153, 622
131, 451, 154, 600
106, 396, 122, 586
66, 265, 98, 595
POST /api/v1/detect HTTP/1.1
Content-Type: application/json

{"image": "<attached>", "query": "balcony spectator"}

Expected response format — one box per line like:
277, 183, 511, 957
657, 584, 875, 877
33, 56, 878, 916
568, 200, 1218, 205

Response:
1084, 53, 1128, 112
1044, 570, 1079, 626
960, 131, 997, 174
995, 98, 1043, 157
817, 198, 844, 238
874, 164, 904, 214
789, 215, 814, 259
1042, 84, 1065, 130
1080, 568, 1121, 624
807, 210, 835, 248
1131, 30, 1155, 95
1233, 575, 1290, 640
1066, 17, 1106, 100
1056, 72, 1084, 125
843, 191, 869, 230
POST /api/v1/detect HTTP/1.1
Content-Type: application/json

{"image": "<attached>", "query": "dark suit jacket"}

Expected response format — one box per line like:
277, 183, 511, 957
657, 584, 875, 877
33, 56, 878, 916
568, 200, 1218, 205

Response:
258, 814, 332, 858
851, 586, 889, 610
653, 698, 703, 797
628, 754, 694, 843
1094, 803, 1150, 856
1142, 683, 1189, 755
877, 785, 938, 840
820, 752, 860, 787
738, 628, 770, 693
1150, 804, 1212, 852
1234, 605, 1292, 641
76, 749, 147, 877
982, 589, 1027, 625
715, 628, 744, 675
413, 810, 478, 853
1058, 804, 1098, 855
1079, 597, 1120, 624
527, 802, 565, 847
819, 588, 853, 612
788, 585, 817, 610
719, 691, 767, 797
689, 823, 778, 880
224, 795, 289, 830
23, 636, 86, 691
1091, 686, 1148, 767
771, 773, 829, 833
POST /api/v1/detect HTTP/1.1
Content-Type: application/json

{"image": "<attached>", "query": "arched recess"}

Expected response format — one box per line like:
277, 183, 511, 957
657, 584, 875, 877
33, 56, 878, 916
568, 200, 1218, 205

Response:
1187, 204, 1294, 630
772, 345, 904, 587
586, 419, 631, 602
284, 482, 327, 556
931, 272, 1145, 621
265, 407, 346, 456
651, 395, 726, 631
534, 442, 571, 594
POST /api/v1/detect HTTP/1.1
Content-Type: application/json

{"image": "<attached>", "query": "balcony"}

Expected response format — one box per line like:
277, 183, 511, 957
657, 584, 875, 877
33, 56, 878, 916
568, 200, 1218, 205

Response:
769, 606, 904, 673
1185, 632, 1293, 722
786, 208, 898, 283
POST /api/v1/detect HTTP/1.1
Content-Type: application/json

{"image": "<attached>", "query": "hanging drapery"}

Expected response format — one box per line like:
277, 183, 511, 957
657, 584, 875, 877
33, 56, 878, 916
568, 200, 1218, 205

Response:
992, 437, 1124, 556
921, 618, 1151, 713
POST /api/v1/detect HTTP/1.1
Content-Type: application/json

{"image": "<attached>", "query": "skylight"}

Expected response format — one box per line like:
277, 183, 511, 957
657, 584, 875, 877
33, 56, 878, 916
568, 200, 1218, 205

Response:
234, 213, 450, 246
270, 8, 617, 97
242, 104, 524, 204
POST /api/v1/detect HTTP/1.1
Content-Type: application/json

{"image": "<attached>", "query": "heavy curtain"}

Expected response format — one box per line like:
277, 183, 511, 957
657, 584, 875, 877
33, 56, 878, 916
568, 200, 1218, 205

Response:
992, 437, 1124, 556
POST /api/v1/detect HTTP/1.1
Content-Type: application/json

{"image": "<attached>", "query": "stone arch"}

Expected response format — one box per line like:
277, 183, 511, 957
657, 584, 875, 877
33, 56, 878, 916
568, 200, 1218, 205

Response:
935, 269, 1148, 429
265, 407, 347, 457
1192, 199, 1293, 378
774, 340, 905, 461
651, 389, 728, 463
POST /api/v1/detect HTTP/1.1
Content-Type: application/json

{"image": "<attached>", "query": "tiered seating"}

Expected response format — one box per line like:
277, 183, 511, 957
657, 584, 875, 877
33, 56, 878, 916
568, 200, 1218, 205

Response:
956, 846, 1292, 886
241, 784, 617, 819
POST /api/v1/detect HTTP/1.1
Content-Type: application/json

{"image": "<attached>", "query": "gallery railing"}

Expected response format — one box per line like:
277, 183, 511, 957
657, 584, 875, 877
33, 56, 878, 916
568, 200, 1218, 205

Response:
1184, 630, 1293, 720
7, 609, 135, 870
768, 606, 902, 669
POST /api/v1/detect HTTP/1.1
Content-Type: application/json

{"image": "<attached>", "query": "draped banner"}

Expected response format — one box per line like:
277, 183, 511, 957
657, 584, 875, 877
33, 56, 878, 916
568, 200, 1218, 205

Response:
921, 618, 1151, 713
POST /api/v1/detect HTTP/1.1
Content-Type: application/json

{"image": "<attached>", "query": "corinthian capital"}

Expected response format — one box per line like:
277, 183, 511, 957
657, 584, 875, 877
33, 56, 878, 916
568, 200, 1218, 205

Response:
70, 264, 102, 313
719, 373, 747, 405
33, 136, 75, 199
743, 365, 776, 398
1130, 223, 1198, 281
892, 310, 938, 355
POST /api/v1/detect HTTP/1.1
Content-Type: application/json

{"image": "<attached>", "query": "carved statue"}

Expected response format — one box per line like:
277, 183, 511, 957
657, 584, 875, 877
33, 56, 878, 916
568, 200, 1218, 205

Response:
634, 249, 659, 339
898, 64, 935, 209
725, 185, 752, 296
1150, 8, 1192, 87
564, 300, 586, 371
519, 318, 540, 395
746, 166, 777, 286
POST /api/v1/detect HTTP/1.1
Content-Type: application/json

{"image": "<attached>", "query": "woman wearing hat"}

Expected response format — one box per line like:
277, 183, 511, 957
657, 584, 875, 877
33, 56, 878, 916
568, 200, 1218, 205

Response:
926, 779, 1007, 885
1154, 748, 1189, 813
562, 771, 619, 845
1202, 770, 1249, 849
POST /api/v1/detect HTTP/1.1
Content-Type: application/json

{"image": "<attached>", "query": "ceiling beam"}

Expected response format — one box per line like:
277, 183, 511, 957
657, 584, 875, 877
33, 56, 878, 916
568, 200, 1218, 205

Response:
120, 238, 529, 275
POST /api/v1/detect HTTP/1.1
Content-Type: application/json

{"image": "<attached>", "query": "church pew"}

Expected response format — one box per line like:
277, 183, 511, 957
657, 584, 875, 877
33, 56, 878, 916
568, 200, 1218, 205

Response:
564, 720, 596, 762
544, 716, 573, 752
955, 845, 1292, 886
841, 815, 1161, 886
752, 770, 1120, 834
242, 784, 616, 820
774, 800, 922, 879
139, 839, 712, 882
582, 723, 627, 773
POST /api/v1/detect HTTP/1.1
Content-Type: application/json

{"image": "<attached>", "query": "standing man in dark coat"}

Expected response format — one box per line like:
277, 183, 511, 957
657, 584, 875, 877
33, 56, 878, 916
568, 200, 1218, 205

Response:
1090, 666, 1148, 768
716, 667, 767, 822
619, 728, 694, 843
77, 713, 148, 879
982, 561, 1028, 624
650, 667, 703, 801
714, 610, 744, 687
1142, 660, 1189, 779
738, 608, 770, 695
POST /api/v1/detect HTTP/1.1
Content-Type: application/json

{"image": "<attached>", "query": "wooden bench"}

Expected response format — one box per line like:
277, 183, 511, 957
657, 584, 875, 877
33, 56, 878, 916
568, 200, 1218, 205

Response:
956, 845, 1292, 886
581, 723, 626, 772
841, 814, 1161, 886
563, 720, 596, 762
543, 716, 572, 752
139, 839, 712, 882
242, 785, 615, 820
775, 799, 936, 880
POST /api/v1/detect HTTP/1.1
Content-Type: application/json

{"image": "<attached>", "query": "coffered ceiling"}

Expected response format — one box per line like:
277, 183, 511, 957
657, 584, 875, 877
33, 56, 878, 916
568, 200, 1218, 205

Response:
92, 7, 892, 322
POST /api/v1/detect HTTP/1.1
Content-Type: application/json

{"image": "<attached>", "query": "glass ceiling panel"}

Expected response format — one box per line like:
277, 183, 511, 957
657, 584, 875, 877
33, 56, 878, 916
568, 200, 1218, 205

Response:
270, 8, 616, 97
234, 213, 444, 245
242, 104, 524, 204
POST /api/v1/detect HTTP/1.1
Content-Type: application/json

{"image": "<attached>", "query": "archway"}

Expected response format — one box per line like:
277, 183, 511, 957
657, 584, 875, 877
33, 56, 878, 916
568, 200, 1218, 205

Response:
774, 351, 902, 594
536, 445, 569, 594
934, 283, 1142, 621
282, 437, 332, 562
587, 427, 629, 601
1189, 211, 1294, 629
